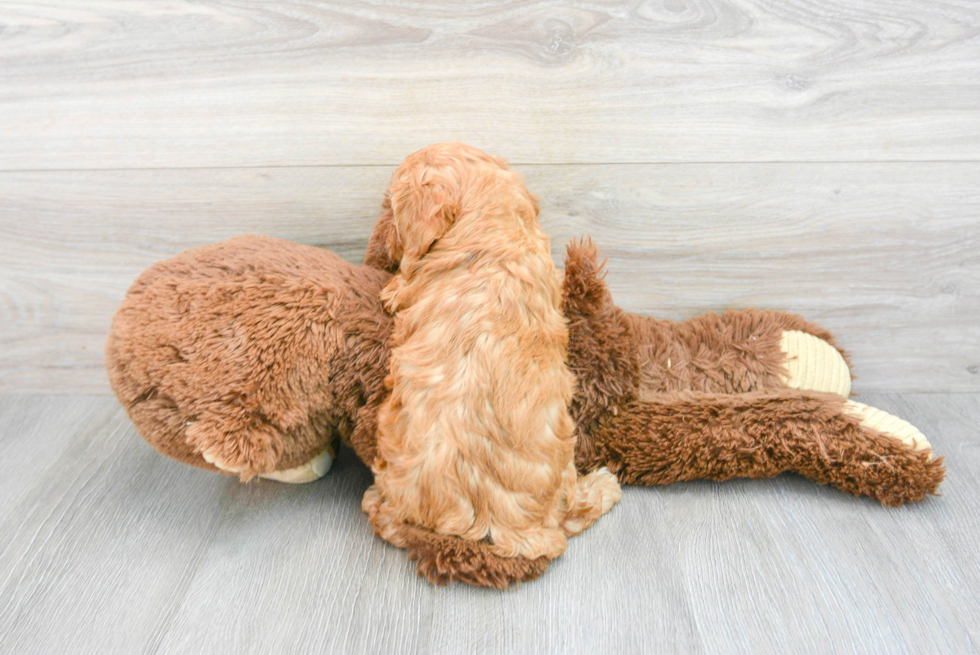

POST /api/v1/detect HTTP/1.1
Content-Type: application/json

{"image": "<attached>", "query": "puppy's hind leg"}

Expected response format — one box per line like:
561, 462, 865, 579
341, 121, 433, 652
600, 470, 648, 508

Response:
562, 467, 622, 536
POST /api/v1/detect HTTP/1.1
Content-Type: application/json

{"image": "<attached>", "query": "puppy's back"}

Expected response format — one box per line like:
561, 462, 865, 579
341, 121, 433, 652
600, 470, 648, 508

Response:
376, 231, 576, 555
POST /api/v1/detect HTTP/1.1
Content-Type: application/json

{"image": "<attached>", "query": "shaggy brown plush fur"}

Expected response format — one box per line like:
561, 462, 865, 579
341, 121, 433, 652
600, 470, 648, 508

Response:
397, 522, 550, 588
106, 234, 392, 480
561, 237, 943, 506
106, 230, 945, 588
587, 392, 945, 507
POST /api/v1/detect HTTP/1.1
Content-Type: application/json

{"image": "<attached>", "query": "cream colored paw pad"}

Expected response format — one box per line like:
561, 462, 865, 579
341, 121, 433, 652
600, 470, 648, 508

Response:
201, 448, 244, 474
843, 400, 933, 459
779, 330, 851, 397
260, 450, 334, 484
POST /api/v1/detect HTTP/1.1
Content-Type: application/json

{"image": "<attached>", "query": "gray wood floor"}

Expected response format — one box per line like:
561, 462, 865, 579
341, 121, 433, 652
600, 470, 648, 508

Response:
1, 393, 977, 654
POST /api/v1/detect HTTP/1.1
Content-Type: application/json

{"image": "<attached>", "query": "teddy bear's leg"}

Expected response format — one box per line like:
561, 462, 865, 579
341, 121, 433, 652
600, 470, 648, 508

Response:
580, 391, 944, 506
185, 412, 284, 482
186, 408, 339, 483
622, 308, 854, 396
259, 449, 334, 483
779, 330, 852, 397
841, 400, 933, 458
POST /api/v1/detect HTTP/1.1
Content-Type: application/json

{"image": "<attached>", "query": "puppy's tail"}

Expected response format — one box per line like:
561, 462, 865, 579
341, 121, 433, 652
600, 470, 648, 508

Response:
396, 522, 551, 589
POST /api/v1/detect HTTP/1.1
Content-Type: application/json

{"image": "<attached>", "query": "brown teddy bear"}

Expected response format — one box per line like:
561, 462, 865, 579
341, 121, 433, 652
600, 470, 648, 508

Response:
106, 213, 944, 588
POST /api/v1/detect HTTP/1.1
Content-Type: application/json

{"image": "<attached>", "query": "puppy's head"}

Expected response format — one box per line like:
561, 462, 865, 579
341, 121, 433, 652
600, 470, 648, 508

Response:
383, 143, 510, 269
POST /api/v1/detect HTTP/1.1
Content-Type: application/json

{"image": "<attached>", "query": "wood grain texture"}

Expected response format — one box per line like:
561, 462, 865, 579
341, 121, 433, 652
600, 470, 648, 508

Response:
0, 393, 977, 654
2, 1, 976, 652
0, 0, 978, 169
2, 163, 977, 393
0, 396, 109, 518
0, 397, 232, 655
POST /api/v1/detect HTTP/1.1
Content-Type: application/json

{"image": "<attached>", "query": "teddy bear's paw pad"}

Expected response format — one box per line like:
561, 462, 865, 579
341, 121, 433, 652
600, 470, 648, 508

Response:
200, 448, 246, 475
779, 330, 851, 397
260, 449, 333, 484
843, 400, 933, 460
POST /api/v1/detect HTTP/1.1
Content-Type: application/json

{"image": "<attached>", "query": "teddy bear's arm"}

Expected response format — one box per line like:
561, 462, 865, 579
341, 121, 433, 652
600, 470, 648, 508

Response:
577, 390, 944, 507
625, 309, 854, 397
561, 237, 853, 398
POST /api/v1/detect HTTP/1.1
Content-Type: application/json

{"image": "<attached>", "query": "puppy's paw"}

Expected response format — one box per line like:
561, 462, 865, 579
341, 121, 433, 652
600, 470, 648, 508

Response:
585, 467, 624, 514
362, 484, 384, 517
562, 467, 623, 536
488, 526, 568, 560
361, 484, 412, 548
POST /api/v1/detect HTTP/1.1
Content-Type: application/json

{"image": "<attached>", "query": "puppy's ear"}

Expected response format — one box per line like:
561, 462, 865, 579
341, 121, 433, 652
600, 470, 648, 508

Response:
363, 194, 400, 273
528, 191, 540, 219
389, 178, 457, 265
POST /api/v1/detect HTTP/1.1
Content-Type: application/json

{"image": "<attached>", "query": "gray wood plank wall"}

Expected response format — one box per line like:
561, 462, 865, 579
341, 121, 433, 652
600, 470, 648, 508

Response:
1, 0, 978, 393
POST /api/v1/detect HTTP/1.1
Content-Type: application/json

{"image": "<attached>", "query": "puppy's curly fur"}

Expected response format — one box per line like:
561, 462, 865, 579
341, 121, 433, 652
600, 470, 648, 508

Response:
362, 143, 621, 560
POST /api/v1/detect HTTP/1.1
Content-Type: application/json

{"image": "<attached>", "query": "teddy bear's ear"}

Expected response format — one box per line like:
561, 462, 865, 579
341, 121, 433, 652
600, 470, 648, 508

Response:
388, 176, 457, 266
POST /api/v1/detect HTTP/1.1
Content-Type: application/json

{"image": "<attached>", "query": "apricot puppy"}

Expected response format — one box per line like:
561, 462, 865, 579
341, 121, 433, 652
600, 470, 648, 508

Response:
362, 143, 621, 560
